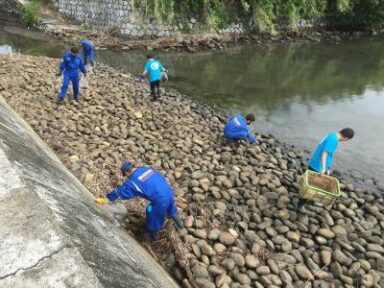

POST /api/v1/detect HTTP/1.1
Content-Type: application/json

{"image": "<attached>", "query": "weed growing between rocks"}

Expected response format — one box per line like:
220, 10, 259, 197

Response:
1, 54, 384, 288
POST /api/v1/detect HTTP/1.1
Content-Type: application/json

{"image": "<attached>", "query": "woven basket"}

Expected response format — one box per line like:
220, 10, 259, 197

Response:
299, 170, 341, 206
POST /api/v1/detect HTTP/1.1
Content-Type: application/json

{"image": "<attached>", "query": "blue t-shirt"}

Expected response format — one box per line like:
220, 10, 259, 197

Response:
144, 59, 163, 82
309, 133, 339, 172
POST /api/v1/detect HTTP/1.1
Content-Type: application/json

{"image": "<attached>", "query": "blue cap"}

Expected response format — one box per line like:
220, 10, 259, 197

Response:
120, 161, 132, 172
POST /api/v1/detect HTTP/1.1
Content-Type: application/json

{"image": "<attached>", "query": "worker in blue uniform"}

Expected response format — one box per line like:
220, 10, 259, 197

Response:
81, 40, 95, 67
140, 55, 168, 101
298, 128, 354, 213
95, 161, 184, 241
58, 47, 87, 102
224, 113, 259, 144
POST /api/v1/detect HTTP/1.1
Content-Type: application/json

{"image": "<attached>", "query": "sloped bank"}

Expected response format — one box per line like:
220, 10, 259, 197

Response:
1, 54, 383, 288
0, 90, 178, 287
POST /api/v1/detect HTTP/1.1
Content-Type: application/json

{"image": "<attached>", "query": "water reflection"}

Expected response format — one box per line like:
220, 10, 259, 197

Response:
0, 25, 64, 58
0, 44, 12, 54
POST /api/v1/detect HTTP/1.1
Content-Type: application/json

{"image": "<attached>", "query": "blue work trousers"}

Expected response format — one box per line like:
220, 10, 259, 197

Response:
59, 72, 80, 101
83, 50, 94, 66
146, 198, 177, 232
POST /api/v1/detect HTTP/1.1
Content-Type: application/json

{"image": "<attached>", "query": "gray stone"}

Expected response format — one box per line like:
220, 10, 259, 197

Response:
361, 274, 374, 287
192, 229, 208, 239
195, 278, 215, 288
201, 244, 216, 256
214, 243, 227, 254
317, 228, 335, 239
320, 250, 332, 265
333, 249, 352, 266
367, 243, 384, 253
286, 231, 300, 242
256, 266, 270, 275
234, 273, 251, 285
245, 254, 260, 268
219, 232, 235, 246
221, 258, 235, 271
208, 229, 221, 240
230, 253, 245, 267
216, 274, 232, 287
215, 201, 227, 211
208, 265, 225, 276
295, 264, 313, 280
192, 263, 209, 278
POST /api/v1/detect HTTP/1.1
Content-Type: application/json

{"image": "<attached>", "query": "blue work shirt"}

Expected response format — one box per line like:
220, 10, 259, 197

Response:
107, 167, 175, 203
224, 114, 257, 143
144, 59, 163, 82
81, 40, 94, 53
81, 40, 94, 65
59, 52, 87, 75
309, 133, 339, 172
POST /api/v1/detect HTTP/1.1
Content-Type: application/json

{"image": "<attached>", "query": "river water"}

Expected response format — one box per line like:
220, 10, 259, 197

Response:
1, 25, 383, 186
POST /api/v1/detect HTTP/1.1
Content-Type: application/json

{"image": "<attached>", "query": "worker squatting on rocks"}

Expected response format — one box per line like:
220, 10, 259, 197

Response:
298, 127, 355, 213
81, 39, 95, 67
95, 161, 184, 241
58, 47, 87, 102
140, 55, 168, 101
224, 113, 259, 144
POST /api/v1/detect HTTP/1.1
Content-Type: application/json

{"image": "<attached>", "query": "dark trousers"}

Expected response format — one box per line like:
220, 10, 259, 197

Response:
298, 166, 317, 208
150, 80, 160, 98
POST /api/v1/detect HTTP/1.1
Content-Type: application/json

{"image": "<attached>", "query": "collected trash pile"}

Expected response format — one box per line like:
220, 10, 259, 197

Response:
1, 54, 383, 288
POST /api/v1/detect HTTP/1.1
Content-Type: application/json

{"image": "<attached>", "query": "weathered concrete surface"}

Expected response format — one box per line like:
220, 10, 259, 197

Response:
0, 96, 178, 288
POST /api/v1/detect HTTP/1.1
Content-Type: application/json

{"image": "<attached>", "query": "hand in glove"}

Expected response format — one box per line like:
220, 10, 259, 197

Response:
139, 75, 145, 82
95, 197, 109, 205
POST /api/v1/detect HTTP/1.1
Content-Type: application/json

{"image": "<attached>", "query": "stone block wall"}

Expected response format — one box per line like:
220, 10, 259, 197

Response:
0, 0, 22, 22
53, 0, 178, 38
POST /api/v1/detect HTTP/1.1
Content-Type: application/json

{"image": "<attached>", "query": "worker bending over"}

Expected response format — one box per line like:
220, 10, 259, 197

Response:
95, 161, 183, 241
141, 55, 168, 101
224, 113, 259, 144
81, 39, 95, 67
298, 128, 355, 213
58, 47, 87, 102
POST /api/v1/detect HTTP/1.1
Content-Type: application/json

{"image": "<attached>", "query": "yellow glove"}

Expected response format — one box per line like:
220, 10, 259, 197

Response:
95, 197, 109, 205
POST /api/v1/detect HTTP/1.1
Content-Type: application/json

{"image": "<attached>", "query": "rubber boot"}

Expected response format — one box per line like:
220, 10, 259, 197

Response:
144, 230, 160, 242
173, 216, 184, 230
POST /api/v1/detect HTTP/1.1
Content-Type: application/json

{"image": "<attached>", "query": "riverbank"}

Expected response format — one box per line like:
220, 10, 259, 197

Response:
1, 54, 384, 287
40, 18, 384, 53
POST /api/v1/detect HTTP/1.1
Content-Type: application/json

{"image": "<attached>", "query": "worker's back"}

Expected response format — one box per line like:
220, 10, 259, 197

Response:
81, 40, 93, 51
144, 59, 163, 82
224, 114, 248, 139
130, 167, 174, 202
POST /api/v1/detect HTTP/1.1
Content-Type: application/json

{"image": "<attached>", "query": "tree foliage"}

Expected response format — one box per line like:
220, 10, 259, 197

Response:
135, 0, 384, 31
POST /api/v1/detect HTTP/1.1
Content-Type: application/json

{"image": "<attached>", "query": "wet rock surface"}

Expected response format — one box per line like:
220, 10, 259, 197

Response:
1, 54, 384, 287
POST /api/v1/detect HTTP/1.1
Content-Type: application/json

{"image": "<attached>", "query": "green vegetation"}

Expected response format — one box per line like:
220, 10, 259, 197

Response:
133, 0, 384, 32
80, 23, 92, 32
20, 1, 42, 27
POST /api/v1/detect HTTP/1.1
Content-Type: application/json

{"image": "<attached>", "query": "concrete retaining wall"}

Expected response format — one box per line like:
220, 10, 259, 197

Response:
0, 96, 178, 288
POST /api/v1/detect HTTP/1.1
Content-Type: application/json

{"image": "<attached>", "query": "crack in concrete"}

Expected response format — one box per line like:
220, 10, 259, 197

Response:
0, 245, 70, 280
